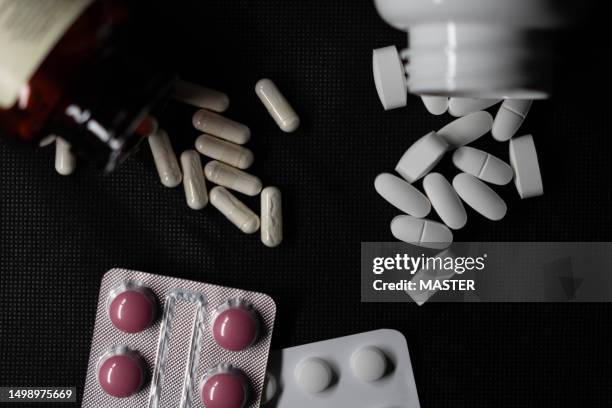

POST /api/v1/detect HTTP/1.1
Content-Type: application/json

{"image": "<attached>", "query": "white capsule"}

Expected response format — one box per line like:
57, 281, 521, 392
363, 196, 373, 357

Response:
39, 134, 56, 147
372, 46, 407, 110
351, 346, 387, 382
437, 111, 493, 149
204, 161, 262, 196
421, 96, 448, 116
453, 173, 507, 221
422, 173, 467, 230
210, 186, 260, 234
452, 146, 513, 186
195, 134, 254, 170
260, 187, 283, 247
255, 79, 300, 132
448, 97, 502, 117
509, 134, 543, 199
54, 137, 76, 176
171, 79, 229, 112
492, 99, 533, 142
180, 150, 208, 210
192, 110, 250, 145
390, 215, 453, 249
148, 129, 182, 188
374, 173, 431, 218
295, 358, 333, 394
395, 131, 448, 183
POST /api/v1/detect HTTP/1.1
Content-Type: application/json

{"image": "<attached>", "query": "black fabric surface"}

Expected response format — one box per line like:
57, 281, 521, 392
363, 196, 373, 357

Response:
1, 1, 612, 407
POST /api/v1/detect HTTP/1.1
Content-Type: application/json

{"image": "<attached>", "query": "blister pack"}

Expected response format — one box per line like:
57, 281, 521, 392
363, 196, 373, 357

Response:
83, 268, 276, 408
263, 329, 420, 408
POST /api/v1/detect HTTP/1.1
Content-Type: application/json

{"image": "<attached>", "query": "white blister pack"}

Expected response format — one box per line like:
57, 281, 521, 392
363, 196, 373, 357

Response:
263, 329, 420, 408
83, 268, 276, 408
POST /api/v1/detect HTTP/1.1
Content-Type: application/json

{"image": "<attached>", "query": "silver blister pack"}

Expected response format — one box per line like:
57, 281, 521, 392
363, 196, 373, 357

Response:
83, 268, 276, 408
264, 329, 420, 408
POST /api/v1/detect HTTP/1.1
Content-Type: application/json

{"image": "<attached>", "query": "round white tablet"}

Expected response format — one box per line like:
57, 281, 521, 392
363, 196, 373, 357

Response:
395, 131, 448, 183
295, 358, 333, 394
372, 46, 407, 110
351, 346, 387, 382
509, 134, 543, 199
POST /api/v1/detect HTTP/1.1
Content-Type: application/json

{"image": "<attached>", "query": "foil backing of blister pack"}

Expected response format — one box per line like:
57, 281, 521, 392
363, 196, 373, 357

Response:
83, 268, 276, 408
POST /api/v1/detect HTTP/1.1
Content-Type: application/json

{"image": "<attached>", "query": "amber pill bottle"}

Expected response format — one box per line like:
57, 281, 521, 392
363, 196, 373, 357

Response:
0, 0, 176, 171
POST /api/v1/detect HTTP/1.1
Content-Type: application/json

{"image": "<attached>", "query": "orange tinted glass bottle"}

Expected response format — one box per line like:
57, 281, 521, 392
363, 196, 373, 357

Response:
0, 0, 176, 171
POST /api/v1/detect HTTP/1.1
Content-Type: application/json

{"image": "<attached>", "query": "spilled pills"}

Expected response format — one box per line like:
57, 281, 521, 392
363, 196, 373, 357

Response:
210, 186, 260, 234
452, 146, 513, 186
205, 160, 262, 197
196, 134, 254, 170
509, 134, 543, 198
260, 187, 283, 248
492, 99, 532, 142
375, 173, 431, 218
192, 109, 251, 145
390, 215, 453, 249
448, 97, 501, 117
255, 79, 300, 133
453, 173, 507, 221
395, 131, 448, 183
422, 173, 467, 230
437, 111, 493, 149
148, 129, 182, 188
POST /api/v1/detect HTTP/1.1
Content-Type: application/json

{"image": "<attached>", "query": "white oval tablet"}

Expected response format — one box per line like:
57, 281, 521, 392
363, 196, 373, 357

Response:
492, 99, 533, 142
437, 111, 493, 149
255, 79, 300, 133
448, 97, 502, 117
390, 215, 453, 249
452, 146, 513, 186
375, 173, 431, 218
421, 96, 448, 116
192, 110, 251, 144
452, 173, 507, 221
372, 46, 407, 110
195, 134, 254, 170
509, 134, 543, 199
395, 131, 448, 183
422, 173, 467, 230
351, 346, 387, 382
295, 358, 333, 394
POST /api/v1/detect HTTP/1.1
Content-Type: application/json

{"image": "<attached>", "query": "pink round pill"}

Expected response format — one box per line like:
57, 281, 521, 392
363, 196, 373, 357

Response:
201, 369, 248, 408
98, 350, 145, 398
108, 286, 156, 333
212, 304, 259, 351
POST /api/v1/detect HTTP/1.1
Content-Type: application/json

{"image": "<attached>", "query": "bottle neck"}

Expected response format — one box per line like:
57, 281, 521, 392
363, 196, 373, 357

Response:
404, 23, 553, 99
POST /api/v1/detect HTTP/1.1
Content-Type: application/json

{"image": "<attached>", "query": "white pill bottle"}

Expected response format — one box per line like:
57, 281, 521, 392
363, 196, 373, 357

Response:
373, 0, 591, 100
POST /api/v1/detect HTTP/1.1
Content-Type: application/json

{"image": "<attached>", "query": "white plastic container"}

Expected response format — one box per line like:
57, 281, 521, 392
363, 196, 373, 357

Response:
373, 0, 591, 101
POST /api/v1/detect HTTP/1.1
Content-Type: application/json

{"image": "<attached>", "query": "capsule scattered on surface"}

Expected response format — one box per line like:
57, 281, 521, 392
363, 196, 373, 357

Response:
195, 134, 254, 170
204, 160, 262, 196
255, 79, 300, 133
148, 129, 182, 188
192, 110, 251, 145
210, 186, 260, 234
260, 187, 283, 247
172, 79, 229, 112
39, 134, 56, 147
180, 150, 208, 210
55, 137, 76, 175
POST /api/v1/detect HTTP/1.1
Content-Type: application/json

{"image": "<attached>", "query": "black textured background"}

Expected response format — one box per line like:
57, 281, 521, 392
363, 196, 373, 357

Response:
1, 1, 612, 407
